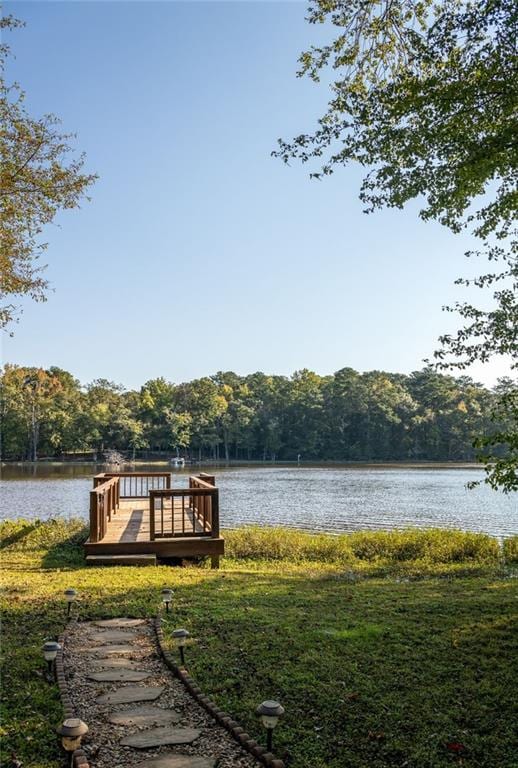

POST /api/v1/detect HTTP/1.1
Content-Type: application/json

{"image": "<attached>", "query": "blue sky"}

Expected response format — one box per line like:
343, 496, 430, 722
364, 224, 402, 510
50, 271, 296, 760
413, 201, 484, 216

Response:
2, 1, 510, 389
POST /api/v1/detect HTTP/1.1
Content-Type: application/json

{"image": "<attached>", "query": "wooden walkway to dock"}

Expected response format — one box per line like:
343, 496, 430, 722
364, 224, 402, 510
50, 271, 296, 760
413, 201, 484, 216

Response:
83, 472, 224, 566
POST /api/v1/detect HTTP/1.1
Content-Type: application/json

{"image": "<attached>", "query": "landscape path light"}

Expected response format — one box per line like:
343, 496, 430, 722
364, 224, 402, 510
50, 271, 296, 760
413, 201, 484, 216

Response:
57, 718, 88, 766
64, 588, 77, 617
256, 700, 285, 753
172, 628, 190, 666
42, 640, 61, 680
161, 588, 174, 613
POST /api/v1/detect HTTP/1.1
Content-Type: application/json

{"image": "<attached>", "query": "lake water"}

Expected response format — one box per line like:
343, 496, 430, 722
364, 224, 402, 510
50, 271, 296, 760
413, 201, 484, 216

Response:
1, 464, 516, 539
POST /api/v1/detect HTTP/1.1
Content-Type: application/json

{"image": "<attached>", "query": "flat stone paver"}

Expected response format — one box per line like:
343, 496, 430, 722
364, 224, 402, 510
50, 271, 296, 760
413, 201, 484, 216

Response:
91, 630, 138, 643
87, 644, 138, 656
87, 670, 151, 683
94, 618, 146, 627
90, 657, 142, 669
108, 705, 181, 727
121, 727, 201, 749
96, 686, 164, 705
135, 756, 216, 768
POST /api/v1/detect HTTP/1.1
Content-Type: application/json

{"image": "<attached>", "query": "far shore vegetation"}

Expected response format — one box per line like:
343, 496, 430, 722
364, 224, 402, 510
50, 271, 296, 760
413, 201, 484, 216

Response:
1, 519, 517, 768
2, 365, 514, 473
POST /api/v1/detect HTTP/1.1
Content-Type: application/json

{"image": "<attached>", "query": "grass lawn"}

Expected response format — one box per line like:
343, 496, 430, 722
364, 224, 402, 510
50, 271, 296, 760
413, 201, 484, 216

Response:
1, 520, 517, 768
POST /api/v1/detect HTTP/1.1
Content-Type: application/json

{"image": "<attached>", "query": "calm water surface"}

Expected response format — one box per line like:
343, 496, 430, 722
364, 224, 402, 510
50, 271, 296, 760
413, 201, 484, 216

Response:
1, 464, 516, 538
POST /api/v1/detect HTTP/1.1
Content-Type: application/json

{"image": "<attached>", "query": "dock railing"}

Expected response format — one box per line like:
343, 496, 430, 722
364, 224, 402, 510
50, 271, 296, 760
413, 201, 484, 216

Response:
149, 474, 219, 540
94, 471, 171, 499
89, 471, 219, 544
89, 476, 120, 543
190, 474, 217, 530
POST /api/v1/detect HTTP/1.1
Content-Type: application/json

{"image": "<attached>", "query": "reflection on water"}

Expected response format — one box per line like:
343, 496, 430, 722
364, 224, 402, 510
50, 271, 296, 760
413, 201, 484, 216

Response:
1, 463, 516, 538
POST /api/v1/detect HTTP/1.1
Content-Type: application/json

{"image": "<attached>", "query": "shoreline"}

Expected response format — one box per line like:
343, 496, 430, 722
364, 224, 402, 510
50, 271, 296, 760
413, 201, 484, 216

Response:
1, 459, 485, 470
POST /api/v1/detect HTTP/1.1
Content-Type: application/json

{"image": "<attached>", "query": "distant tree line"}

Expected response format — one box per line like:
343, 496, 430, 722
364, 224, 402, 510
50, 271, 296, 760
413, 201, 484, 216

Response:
0, 364, 514, 463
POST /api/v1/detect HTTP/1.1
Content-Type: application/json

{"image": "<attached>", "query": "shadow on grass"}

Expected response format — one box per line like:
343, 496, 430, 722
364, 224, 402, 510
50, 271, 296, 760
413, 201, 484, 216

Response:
163, 574, 518, 768
0, 518, 89, 569
0, 520, 42, 549
40, 527, 89, 569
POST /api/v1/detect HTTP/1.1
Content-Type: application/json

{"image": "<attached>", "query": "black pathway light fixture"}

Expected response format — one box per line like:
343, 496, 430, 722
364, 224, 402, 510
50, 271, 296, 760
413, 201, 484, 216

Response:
161, 588, 174, 613
57, 718, 88, 767
42, 639, 61, 681
172, 627, 190, 666
64, 588, 77, 618
256, 699, 285, 753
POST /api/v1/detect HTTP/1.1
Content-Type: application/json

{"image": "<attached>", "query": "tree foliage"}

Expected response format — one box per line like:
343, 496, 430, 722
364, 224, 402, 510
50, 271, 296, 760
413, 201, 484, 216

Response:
274, 0, 517, 489
0, 16, 97, 327
275, 0, 517, 237
1, 363, 509, 469
469, 377, 518, 492
0, 365, 81, 460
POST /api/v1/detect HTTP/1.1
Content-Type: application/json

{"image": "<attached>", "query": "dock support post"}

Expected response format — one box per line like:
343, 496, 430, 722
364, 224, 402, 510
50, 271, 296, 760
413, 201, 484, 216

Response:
149, 493, 155, 541
211, 489, 220, 538
89, 490, 99, 542
210, 555, 220, 569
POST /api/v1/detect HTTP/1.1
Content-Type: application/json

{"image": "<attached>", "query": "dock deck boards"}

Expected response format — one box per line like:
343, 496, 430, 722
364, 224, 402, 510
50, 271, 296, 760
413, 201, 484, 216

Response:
99, 500, 208, 543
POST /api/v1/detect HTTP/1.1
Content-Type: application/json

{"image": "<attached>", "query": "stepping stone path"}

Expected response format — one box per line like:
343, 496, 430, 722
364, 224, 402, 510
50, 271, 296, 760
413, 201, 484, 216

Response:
136, 757, 216, 768
121, 727, 201, 749
63, 618, 259, 768
96, 686, 165, 705
91, 657, 143, 669
91, 630, 138, 643
88, 669, 151, 683
87, 643, 138, 656
108, 705, 180, 727
94, 618, 146, 627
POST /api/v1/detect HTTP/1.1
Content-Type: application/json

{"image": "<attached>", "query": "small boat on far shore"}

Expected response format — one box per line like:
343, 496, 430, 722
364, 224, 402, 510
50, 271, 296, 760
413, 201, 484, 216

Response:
170, 457, 185, 468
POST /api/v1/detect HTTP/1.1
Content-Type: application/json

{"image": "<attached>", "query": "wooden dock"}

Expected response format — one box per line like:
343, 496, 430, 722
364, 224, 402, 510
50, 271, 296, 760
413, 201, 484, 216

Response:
83, 472, 224, 566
